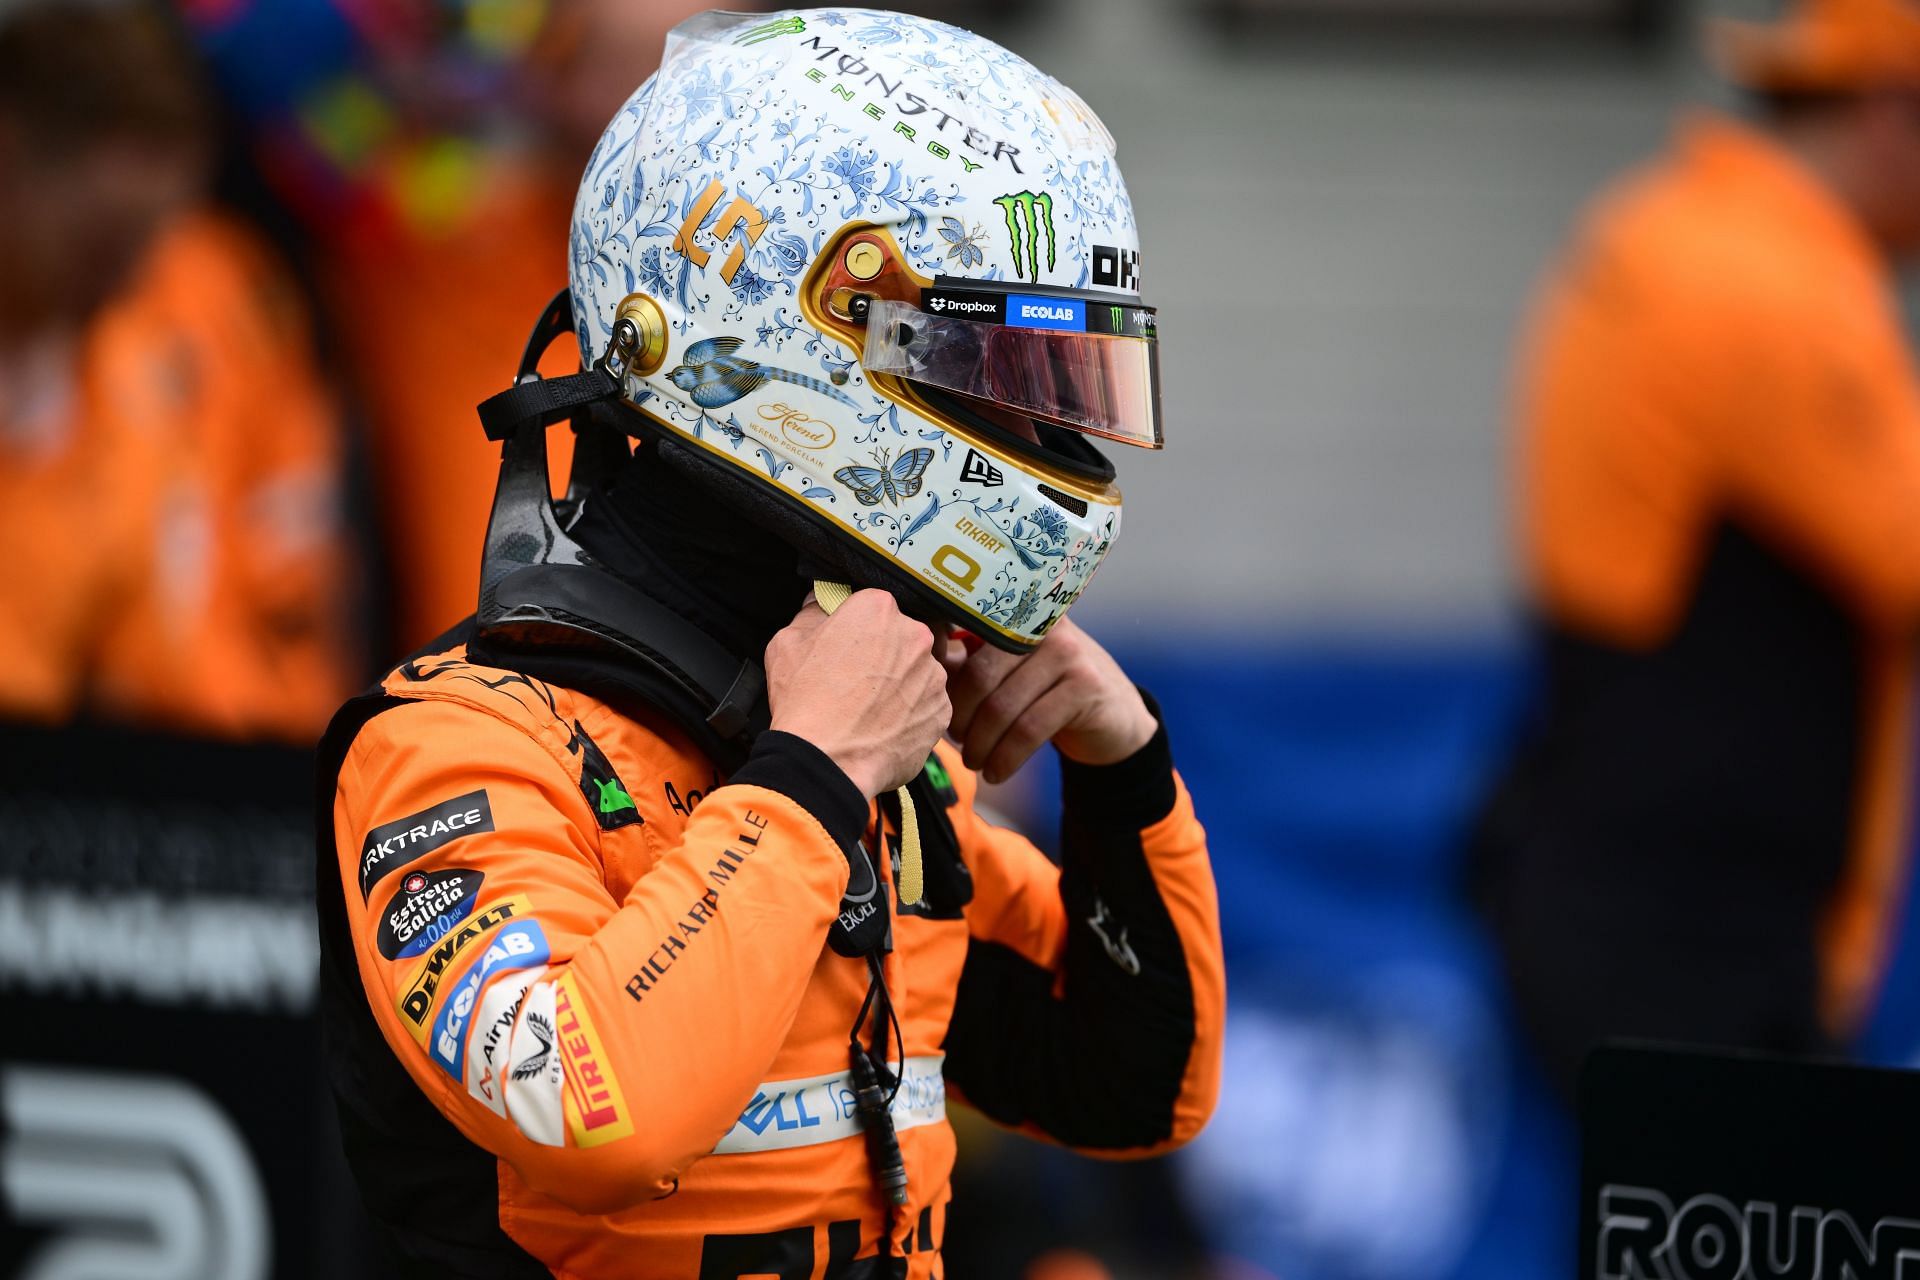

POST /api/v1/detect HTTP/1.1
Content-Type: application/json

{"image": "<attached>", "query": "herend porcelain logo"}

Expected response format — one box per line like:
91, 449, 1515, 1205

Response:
758, 402, 837, 451
995, 191, 1056, 284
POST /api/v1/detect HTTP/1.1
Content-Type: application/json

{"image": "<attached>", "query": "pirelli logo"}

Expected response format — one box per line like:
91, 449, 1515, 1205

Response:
554, 977, 633, 1148
397, 897, 528, 1038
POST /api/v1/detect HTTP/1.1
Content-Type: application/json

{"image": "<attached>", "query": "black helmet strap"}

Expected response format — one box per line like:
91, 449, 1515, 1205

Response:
473, 289, 767, 769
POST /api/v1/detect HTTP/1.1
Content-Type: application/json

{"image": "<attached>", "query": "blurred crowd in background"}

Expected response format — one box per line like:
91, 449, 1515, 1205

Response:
4, 0, 1920, 1277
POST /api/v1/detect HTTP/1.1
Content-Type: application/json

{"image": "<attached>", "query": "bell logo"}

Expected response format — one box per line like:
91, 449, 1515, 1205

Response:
994, 191, 1056, 284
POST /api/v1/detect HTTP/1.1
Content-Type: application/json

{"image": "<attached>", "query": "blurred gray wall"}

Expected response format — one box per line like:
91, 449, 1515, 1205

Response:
968, 0, 1753, 644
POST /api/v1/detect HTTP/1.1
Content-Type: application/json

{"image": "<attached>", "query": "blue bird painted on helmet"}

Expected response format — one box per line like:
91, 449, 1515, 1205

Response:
665, 337, 860, 410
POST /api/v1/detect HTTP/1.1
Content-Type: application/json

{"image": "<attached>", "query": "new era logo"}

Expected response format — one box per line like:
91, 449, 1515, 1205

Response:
961, 449, 1003, 487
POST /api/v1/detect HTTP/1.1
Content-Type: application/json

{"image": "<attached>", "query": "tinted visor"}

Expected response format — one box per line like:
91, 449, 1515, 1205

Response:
860, 286, 1162, 449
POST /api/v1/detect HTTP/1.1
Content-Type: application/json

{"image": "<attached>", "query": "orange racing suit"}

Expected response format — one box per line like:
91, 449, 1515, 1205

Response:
318, 634, 1224, 1278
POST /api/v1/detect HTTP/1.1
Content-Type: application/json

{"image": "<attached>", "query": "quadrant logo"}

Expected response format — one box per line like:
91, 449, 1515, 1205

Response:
995, 191, 1056, 283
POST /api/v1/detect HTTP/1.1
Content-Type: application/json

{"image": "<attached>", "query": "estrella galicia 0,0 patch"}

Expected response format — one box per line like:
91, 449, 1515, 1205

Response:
377, 867, 485, 960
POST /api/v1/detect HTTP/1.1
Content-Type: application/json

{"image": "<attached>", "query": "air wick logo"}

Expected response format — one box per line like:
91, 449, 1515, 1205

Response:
734, 15, 804, 44
994, 191, 1056, 284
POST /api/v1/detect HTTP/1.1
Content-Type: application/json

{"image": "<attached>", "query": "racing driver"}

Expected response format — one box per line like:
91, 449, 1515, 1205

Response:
316, 9, 1224, 1277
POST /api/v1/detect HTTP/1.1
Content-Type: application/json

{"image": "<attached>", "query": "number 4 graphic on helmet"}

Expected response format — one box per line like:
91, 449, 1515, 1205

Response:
673, 180, 770, 286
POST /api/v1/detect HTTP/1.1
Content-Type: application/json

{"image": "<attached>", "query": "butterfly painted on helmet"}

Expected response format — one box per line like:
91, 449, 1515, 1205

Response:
834, 447, 935, 506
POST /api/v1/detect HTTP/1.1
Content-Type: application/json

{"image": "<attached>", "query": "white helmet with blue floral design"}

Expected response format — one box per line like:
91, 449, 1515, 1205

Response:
568, 7, 1162, 651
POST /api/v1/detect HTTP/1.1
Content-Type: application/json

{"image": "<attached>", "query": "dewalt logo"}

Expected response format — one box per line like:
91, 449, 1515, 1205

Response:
995, 191, 1056, 284
398, 897, 527, 1035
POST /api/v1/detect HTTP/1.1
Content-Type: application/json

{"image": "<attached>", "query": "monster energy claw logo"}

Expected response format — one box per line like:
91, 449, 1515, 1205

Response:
995, 191, 1056, 284
734, 15, 805, 45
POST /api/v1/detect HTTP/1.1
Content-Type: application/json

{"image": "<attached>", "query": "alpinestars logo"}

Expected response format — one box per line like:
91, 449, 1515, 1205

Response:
995, 191, 1056, 284
1599, 1184, 1920, 1279
1087, 898, 1141, 976
961, 449, 1003, 487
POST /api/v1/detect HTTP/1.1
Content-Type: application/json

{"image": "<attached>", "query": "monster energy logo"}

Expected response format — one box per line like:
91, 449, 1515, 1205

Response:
734, 15, 805, 45
1110, 305, 1122, 330
994, 191, 1055, 284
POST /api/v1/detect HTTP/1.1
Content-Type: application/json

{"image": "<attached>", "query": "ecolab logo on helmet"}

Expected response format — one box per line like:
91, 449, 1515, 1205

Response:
1006, 296, 1086, 332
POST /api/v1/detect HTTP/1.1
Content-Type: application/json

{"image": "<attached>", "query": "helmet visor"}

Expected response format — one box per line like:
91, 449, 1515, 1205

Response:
861, 287, 1162, 449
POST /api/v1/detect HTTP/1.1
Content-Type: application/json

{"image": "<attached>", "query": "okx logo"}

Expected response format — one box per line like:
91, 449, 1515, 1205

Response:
995, 191, 1056, 284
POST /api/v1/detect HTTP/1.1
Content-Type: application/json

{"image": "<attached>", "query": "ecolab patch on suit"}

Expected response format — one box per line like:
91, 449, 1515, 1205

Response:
427, 920, 551, 1081
376, 868, 485, 960
359, 790, 494, 900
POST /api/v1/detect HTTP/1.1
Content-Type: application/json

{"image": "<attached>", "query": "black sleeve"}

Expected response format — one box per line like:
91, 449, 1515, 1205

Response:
940, 693, 1199, 1150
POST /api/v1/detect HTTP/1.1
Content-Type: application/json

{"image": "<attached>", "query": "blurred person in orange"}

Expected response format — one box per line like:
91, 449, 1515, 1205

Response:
0, 1, 354, 741
1470, 0, 1920, 1094
185, 0, 723, 653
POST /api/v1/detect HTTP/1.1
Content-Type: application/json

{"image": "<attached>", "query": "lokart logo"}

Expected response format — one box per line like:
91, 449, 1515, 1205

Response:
960, 449, 1003, 487
994, 191, 1056, 284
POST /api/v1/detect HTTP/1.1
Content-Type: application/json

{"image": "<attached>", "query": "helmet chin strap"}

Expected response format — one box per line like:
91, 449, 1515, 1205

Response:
812, 578, 924, 908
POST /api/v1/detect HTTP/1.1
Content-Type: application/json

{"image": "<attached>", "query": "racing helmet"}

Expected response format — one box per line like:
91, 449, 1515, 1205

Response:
567, 8, 1162, 652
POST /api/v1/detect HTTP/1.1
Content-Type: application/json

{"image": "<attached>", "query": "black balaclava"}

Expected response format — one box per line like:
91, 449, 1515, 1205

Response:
569, 437, 810, 658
